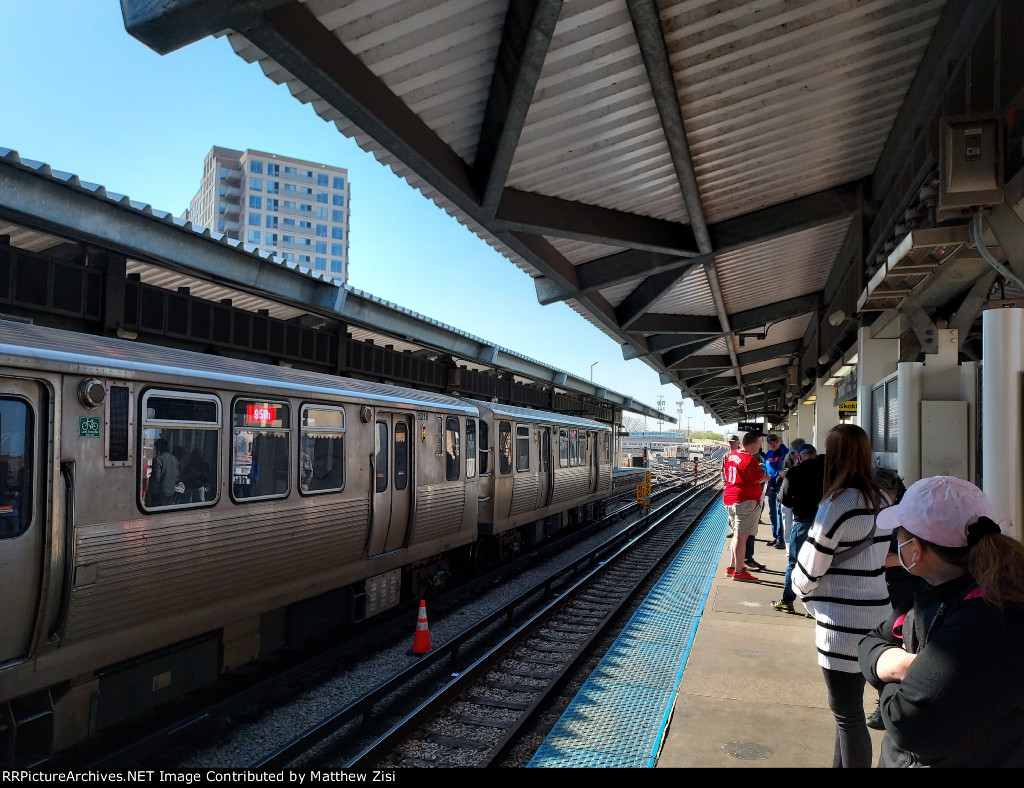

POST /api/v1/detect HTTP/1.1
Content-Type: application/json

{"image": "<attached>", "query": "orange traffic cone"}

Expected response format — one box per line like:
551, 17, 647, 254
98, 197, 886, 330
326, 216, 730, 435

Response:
411, 599, 431, 655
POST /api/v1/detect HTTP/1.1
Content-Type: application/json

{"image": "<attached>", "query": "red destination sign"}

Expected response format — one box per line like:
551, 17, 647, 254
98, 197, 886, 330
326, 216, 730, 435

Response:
246, 404, 278, 424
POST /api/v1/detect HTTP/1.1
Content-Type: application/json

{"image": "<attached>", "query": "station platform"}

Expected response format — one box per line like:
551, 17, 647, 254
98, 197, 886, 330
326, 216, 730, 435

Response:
528, 494, 885, 768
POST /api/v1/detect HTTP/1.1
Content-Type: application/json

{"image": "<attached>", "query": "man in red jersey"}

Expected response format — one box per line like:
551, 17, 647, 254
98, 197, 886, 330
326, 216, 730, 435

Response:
724, 431, 768, 582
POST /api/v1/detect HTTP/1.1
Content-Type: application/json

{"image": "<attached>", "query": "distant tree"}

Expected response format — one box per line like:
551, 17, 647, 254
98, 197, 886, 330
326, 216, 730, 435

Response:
621, 415, 647, 432
690, 430, 724, 440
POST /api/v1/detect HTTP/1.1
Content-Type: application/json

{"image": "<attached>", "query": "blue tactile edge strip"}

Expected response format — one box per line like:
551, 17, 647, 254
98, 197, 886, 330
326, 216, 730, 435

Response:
528, 498, 728, 768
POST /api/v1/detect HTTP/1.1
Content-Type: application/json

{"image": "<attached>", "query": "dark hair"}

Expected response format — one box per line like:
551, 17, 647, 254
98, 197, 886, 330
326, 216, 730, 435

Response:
912, 529, 1024, 611
741, 432, 761, 448
822, 424, 886, 511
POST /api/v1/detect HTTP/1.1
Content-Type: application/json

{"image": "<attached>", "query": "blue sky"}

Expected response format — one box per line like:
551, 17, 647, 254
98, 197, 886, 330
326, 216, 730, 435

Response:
0, 1, 730, 434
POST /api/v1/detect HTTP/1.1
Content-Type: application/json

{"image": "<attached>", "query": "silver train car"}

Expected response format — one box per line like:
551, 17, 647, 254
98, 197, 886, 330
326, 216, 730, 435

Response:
0, 321, 612, 764
469, 400, 612, 565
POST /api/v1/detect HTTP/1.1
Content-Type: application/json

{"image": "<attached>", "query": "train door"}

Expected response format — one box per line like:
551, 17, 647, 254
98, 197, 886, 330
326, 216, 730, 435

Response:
536, 426, 551, 508
0, 379, 47, 663
367, 412, 412, 556
589, 431, 599, 492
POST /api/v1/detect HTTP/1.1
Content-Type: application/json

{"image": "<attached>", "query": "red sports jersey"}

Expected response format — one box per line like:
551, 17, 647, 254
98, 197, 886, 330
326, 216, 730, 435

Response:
723, 450, 764, 504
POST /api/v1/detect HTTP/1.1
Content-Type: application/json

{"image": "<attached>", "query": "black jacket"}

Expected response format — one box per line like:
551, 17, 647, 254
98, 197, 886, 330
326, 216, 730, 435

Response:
859, 573, 1024, 767
779, 456, 823, 522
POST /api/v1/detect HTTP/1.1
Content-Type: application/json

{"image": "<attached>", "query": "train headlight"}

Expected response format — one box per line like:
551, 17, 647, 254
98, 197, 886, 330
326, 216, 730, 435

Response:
78, 378, 106, 409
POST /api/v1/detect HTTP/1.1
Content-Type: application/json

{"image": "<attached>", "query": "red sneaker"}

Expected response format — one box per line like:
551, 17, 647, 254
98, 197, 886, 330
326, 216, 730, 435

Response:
732, 569, 759, 582
726, 567, 736, 576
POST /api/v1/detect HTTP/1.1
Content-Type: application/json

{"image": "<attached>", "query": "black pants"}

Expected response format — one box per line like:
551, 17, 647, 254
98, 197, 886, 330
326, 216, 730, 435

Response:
821, 667, 871, 768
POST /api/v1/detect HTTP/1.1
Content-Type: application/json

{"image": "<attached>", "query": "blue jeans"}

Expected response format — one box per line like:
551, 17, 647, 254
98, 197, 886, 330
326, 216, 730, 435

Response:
781, 504, 794, 545
781, 518, 812, 604
767, 486, 782, 541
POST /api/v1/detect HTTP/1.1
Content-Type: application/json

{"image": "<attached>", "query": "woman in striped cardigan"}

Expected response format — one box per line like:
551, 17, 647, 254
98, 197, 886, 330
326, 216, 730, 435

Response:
793, 424, 893, 768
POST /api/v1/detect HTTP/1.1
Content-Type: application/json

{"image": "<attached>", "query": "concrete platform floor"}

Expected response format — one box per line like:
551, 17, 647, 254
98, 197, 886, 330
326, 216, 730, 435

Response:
656, 512, 886, 768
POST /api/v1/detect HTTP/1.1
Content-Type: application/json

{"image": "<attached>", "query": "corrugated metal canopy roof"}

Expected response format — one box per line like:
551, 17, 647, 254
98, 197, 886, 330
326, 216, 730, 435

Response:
120, 0, 1007, 425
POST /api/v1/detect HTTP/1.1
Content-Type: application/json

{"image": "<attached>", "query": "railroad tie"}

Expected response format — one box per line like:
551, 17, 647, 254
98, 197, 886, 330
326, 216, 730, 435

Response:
454, 714, 514, 729
467, 695, 531, 711
426, 734, 490, 750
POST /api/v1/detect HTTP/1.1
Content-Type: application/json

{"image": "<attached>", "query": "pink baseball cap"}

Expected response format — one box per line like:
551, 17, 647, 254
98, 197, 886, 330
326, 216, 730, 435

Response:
876, 476, 1007, 548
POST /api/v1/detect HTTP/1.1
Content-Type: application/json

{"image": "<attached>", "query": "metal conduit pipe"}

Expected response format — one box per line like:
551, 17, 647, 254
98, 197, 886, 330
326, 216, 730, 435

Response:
973, 210, 1024, 292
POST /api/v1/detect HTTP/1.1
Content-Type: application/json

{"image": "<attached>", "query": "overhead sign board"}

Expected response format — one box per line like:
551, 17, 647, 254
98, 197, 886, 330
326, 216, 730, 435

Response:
737, 422, 764, 433
838, 400, 857, 413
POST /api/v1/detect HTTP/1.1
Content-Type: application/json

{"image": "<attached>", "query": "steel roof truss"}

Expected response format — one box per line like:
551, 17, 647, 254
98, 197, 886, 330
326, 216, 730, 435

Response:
493, 189, 700, 255
901, 294, 938, 354
475, 0, 563, 213
949, 270, 998, 350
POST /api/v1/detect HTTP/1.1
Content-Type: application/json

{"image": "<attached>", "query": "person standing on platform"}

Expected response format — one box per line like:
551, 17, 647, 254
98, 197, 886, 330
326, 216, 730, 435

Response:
859, 476, 1024, 767
723, 431, 768, 583
772, 443, 821, 614
793, 424, 893, 768
721, 435, 740, 482
779, 437, 805, 549
764, 434, 789, 549
722, 432, 765, 569
723, 435, 740, 537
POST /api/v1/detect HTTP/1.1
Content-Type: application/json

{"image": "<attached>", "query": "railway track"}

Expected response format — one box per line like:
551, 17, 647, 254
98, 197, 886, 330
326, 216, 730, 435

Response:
72, 472, 714, 770
254, 476, 720, 769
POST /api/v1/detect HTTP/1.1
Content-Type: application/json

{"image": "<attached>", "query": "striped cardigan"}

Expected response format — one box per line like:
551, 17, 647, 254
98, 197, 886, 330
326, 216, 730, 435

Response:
793, 487, 893, 672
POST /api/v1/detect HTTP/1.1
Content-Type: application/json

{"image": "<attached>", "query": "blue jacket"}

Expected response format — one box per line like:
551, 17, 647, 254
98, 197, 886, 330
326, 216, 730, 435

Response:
764, 445, 788, 488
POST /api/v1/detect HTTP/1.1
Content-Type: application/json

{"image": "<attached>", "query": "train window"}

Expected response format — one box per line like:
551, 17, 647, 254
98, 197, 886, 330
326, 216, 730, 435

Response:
498, 421, 512, 475
300, 405, 345, 494
436, 416, 444, 455
445, 417, 460, 481
394, 422, 409, 490
375, 422, 388, 492
569, 429, 578, 466
140, 391, 220, 512
579, 432, 588, 465
0, 399, 32, 538
558, 428, 568, 467
478, 420, 489, 476
465, 419, 476, 479
515, 424, 530, 472
231, 399, 290, 502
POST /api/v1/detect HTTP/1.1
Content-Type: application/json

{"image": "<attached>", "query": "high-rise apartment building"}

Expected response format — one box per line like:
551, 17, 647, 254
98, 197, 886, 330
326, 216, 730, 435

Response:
186, 146, 350, 282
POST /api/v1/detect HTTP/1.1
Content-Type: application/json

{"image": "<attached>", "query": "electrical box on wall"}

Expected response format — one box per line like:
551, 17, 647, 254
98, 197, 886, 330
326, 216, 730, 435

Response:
920, 400, 968, 477
938, 114, 1004, 221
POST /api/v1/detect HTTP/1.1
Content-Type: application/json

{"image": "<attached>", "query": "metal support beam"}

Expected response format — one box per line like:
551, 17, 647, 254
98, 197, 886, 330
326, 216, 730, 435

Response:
120, 0, 289, 54
474, 0, 562, 212
616, 267, 694, 329
535, 182, 858, 306
987, 201, 1024, 282
871, 0, 998, 202
627, 292, 822, 342
736, 339, 804, 368
949, 270, 998, 349
902, 295, 938, 354
494, 189, 700, 255
625, 0, 745, 405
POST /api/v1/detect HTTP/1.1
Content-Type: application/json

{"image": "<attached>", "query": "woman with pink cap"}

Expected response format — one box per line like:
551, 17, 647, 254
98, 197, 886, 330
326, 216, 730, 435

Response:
859, 475, 1024, 767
